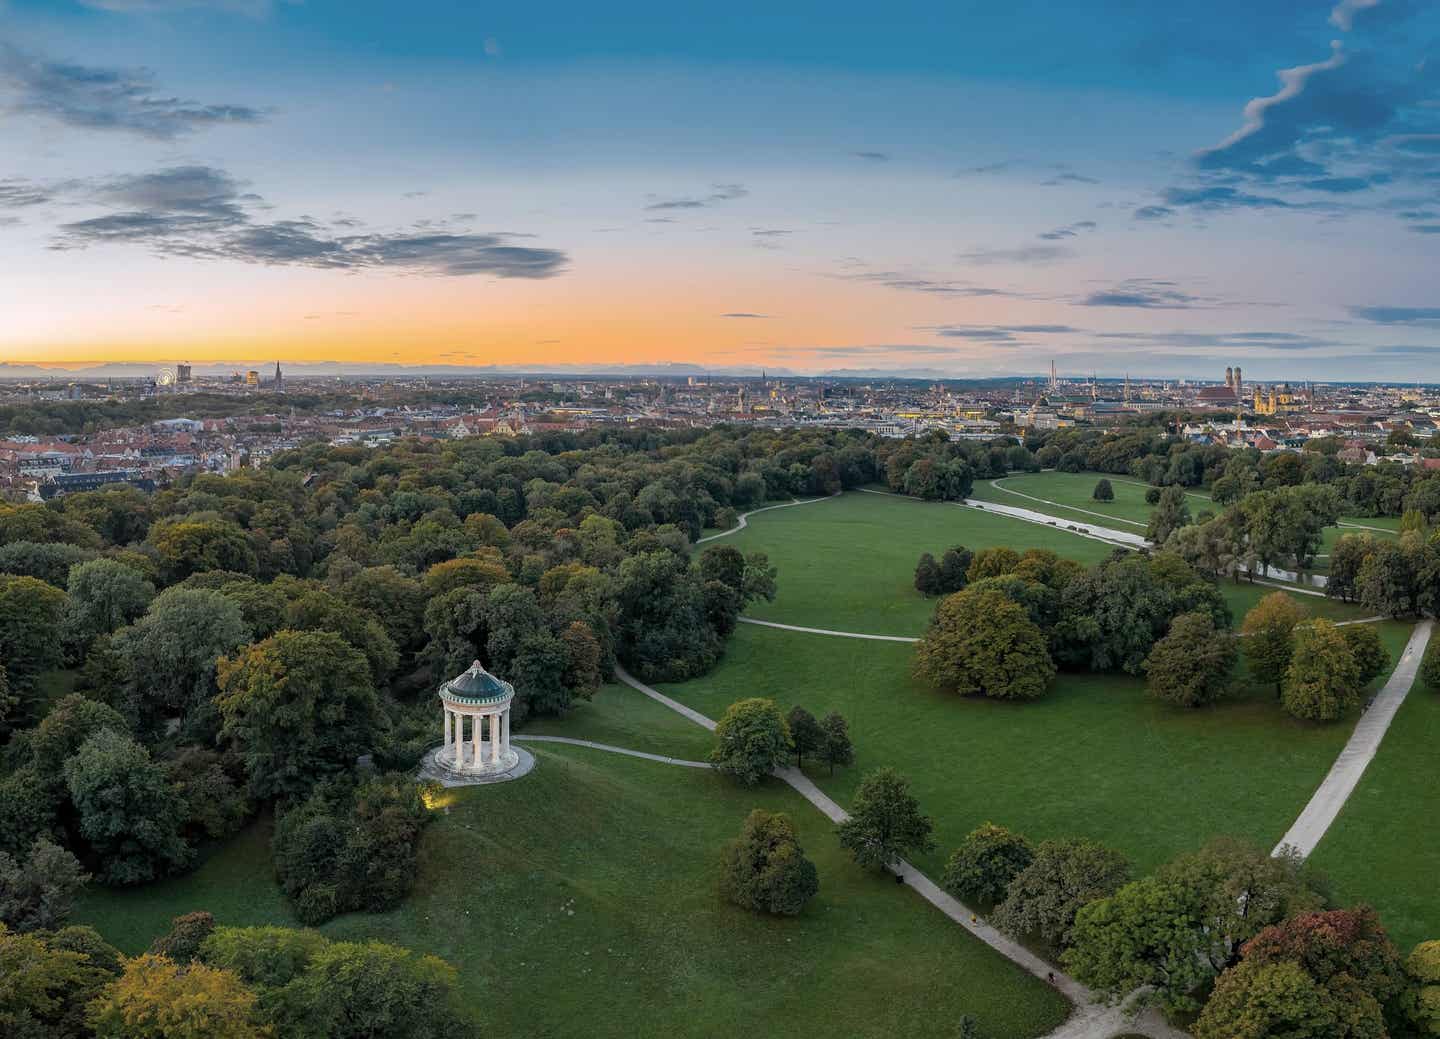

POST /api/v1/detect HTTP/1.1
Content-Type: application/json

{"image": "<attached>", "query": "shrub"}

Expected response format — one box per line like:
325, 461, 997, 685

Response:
1092, 479, 1114, 502
717, 809, 819, 916
148, 911, 216, 963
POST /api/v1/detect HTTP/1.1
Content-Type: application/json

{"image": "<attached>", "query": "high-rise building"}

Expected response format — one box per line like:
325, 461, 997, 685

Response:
1225, 366, 1234, 390
1233, 366, 1242, 396
245, 370, 259, 387
176, 363, 192, 384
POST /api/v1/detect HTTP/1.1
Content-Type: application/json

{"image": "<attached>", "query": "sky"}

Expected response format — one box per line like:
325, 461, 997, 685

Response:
3, 1, 1440, 380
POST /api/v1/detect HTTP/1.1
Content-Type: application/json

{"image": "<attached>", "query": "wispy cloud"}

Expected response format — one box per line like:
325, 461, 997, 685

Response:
52, 165, 569, 277
0, 179, 55, 208
833, 269, 1026, 298
720, 312, 772, 319
0, 42, 264, 139
1079, 278, 1204, 308
956, 244, 1074, 265
852, 151, 890, 161
1039, 220, 1097, 241
1348, 305, 1440, 324
643, 183, 748, 211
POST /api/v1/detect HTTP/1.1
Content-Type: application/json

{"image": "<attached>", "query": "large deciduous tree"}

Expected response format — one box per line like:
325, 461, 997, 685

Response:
63, 729, 192, 886
1240, 592, 1306, 695
709, 698, 791, 785
62, 559, 155, 657
994, 837, 1130, 950
836, 767, 934, 871
913, 586, 1055, 700
1146, 485, 1192, 545
216, 630, 385, 802
1143, 612, 1238, 707
941, 823, 1033, 906
1282, 620, 1362, 722
819, 711, 854, 774
0, 574, 68, 693
717, 809, 819, 916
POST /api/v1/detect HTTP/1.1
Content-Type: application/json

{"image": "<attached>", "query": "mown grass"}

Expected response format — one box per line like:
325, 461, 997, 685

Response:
76, 744, 1068, 1039
1309, 659, 1440, 951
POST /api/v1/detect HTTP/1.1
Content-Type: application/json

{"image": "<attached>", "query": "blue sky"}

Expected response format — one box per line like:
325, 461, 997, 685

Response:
2, 0, 1440, 379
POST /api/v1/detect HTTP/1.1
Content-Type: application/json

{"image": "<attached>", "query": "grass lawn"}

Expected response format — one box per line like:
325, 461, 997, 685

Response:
654, 620, 1412, 879
75, 744, 1068, 1039
520, 679, 716, 761
715, 489, 1383, 636
1308, 674, 1440, 951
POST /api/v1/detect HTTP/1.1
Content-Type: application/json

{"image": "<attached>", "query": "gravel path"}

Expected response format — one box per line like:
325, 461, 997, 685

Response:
513, 734, 713, 769
738, 617, 919, 642
1273, 619, 1435, 858
695, 495, 832, 543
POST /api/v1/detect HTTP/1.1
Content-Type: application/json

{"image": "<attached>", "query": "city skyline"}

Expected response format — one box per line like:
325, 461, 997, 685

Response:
4, 0, 1440, 380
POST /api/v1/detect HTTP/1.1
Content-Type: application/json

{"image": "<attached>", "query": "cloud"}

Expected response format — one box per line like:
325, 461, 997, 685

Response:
1160, 185, 1294, 211
0, 179, 54, 208
644, 183, 748, 211
1038, 220, 1097, 240
833, 270, 1025, 298
1079, 278, 1203, 308
1348, 305, 1440, 323
1133, 205, 1175, 220
720, 312, 771, 319
1329, 0, 1381, 31
52, 164, 569, 277
483, 37, 502, 58
1095, 330, 1338, 349
1041, 171, 1099, 186
79, 0, 277, 12
925, 324, 1081, 344
956, 244, 1074, 265
852, 151, 890, 161
0, 43, 264, 139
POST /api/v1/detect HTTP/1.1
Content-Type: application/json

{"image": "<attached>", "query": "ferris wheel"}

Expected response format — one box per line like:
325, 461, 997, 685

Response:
156, 366, 177, 387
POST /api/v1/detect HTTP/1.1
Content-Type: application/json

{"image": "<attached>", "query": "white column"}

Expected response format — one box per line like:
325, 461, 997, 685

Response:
491, 713, 501, 764
502, 709, 510, 752
471, 712, 481, 766
453, 712, 464, 767
443, 708, 451, 748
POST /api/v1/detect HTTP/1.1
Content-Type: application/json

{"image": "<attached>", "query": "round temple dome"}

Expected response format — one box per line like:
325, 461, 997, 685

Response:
441, 660, 514, 705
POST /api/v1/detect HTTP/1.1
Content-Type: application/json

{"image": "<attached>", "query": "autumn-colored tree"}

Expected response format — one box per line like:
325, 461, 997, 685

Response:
1240, 592, 1306, 694
1282, 620, 1362, 722
913, 586, 1055, 701
87, 953, 267, 1039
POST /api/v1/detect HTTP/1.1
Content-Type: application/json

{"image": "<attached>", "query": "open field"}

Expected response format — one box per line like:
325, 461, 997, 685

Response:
1309, 680, 1440, 951
656, 620, 1412, 879
718, 490, 1386, 636
76, 743, 1068, 1039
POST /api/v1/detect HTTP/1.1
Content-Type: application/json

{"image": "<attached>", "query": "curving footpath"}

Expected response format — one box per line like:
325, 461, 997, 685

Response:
513, 734, 712, 769
612, 663, 1186, 1039
695, 496, 833, 543
1273, 619, 1434, 859
738, 617, 918, 642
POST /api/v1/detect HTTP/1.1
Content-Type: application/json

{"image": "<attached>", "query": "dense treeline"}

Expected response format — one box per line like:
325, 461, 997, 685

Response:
0, 392, 375, 437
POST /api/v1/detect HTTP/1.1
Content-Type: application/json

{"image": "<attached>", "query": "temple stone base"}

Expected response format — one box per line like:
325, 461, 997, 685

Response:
418, 744, 535, 787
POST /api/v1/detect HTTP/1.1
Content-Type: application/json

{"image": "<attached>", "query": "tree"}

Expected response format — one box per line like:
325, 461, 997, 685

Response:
1147, 485, 1192, 545
216, 630, 386, 802
1092, 479, 1114, 501
148, 912, 216, 964
966, 546, 1020, 583
0, 663, 13, 737
62, 559, 155, 658
64, 729, 192, 885
1199, 907, 1406, 1039
938, 546, 972, 593
87, 953, 266, 1039
1404, 940, 1440, 1036
786, 706, 824, 769
1143, 612, 1238, 707
1283, 620, 1362, 722
111, 588, 251, 734
0, 923, 117, 1039
1341, 624, 1389, 687
559, 620, 602, 698
0, 540, 97, 587
0, 838, 88, 932
717, 809, 819, 916
941, 823, 1033, 905
1065, 838, 1320, 1017
1357, 538, 1420, 617
819, 711, 854, 775
709, 698, 791, 785
147, 518, 257, 584
836, 767, 934, 870
0, 574, 68, 691
1240, 592, 1306, 694
994, 837, 1130, 949
1423, 635, 1440, 693
1054, 552, 1187, 674
340, 566, 426, 654
913, 552, 943, 596
1327, 534, 1374, 604
1195, 959, 1346, 1039
913, 587, 1055, 700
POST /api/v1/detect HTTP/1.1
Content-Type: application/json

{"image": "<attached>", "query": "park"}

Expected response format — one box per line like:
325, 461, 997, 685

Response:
44, 464, 1438, 1039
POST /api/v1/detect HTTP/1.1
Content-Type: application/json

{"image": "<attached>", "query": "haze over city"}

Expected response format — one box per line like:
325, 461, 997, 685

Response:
4, 0, 1440, 380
